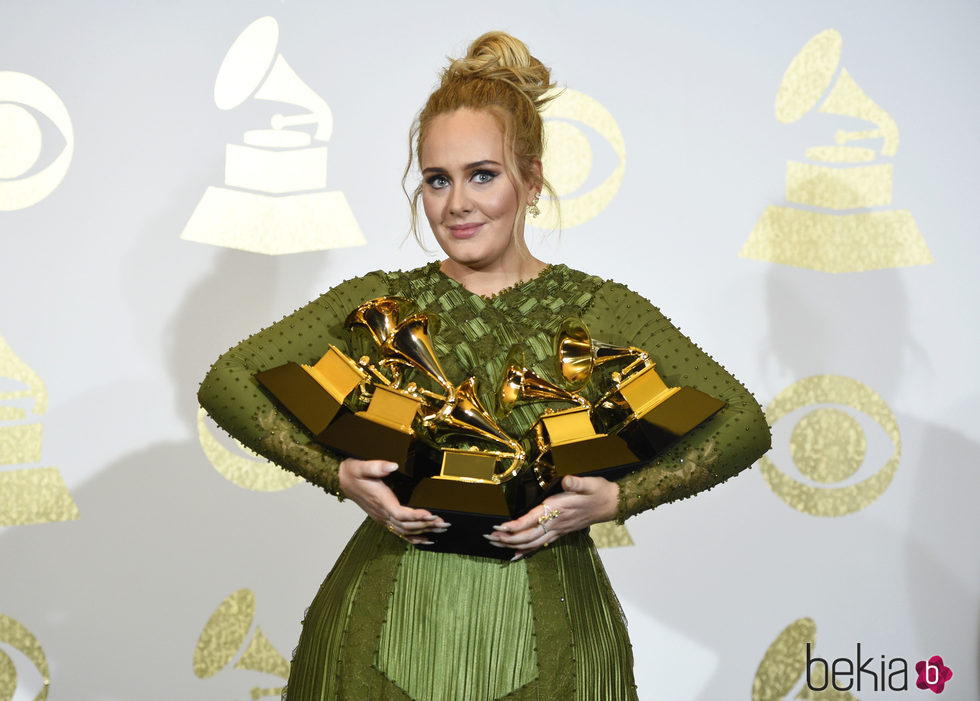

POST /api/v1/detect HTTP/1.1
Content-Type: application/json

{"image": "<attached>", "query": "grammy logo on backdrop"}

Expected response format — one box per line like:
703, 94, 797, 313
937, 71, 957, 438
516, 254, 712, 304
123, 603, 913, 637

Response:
741, 29, 932, 273
181, 16, 364, 254
0, 334, 79, 527
194, 589, 289, 699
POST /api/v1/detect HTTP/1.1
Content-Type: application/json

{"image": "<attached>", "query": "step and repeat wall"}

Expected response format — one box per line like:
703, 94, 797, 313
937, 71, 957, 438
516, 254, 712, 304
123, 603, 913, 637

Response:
2, 1, 977, 699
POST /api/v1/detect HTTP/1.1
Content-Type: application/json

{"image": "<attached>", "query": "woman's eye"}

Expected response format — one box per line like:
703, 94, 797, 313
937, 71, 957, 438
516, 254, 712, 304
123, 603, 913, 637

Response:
473, 170, 497, 184
426, 175, 449, 189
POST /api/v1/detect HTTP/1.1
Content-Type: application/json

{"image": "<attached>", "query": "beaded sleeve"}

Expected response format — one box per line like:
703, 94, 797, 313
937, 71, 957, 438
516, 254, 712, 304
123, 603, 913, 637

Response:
197, 272, 389, 499
581, 281, 771, 523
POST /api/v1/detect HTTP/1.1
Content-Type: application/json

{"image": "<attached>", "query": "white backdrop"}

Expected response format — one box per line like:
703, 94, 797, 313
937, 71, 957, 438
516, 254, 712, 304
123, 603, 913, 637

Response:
1, 1, 978, 698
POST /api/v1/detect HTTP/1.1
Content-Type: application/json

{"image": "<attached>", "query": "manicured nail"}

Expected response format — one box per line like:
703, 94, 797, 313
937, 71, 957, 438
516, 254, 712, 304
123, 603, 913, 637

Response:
510, 553, 524, 562
421, 540, 435, 545
432, 527, 448, 534
482, 534, 498, 541
425, 514, 439, 520
385, 463, 399, 472
492, 525, 510, 532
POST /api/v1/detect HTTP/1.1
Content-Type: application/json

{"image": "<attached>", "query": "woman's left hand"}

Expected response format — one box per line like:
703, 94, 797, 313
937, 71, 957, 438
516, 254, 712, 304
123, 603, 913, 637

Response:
486, 474, 619, 560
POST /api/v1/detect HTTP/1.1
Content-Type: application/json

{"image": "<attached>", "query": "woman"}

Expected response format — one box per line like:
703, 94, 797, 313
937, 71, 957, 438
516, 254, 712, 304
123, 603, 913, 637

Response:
199, 31, 771, 700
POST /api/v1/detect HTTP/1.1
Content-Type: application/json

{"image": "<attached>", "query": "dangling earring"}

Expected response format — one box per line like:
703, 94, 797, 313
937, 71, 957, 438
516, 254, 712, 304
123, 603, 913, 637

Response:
528, 195, 541, 218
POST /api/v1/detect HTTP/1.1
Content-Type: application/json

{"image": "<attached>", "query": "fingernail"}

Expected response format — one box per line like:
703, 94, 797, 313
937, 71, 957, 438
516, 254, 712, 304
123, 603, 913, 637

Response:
488, 541, 505, 548
510, 553, 524, 562
440, 522, 453, 528
492, 525, 510, 532
385, 463, 399, 472
482, 534, 498, 541
432, 527, 448, 533
425, 514, 439, 520
421, 540, 435, 545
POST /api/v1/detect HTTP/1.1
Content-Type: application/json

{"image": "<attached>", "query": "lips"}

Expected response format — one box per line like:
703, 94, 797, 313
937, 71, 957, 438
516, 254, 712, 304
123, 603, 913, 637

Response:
448, 223, 483, 239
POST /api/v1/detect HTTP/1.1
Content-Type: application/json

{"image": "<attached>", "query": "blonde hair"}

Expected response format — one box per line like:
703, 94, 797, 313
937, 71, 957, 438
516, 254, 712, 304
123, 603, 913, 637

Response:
403, 31, 560, 247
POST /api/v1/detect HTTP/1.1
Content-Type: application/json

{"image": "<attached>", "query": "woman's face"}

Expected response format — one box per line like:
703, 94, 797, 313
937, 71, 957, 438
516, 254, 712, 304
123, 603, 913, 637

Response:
421, 109, 531, 272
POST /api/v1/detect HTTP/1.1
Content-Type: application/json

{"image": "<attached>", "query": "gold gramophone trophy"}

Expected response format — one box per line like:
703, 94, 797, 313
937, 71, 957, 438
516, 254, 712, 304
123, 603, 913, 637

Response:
407, 374, 530, 559
255, 298, 430, 474
497, 345, 640, 496
556, 318, 725, 460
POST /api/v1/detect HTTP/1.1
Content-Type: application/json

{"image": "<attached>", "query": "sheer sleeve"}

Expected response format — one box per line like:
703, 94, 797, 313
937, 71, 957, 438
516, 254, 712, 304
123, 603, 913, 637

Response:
581, 281, 771, 523
197, 272, 389, 499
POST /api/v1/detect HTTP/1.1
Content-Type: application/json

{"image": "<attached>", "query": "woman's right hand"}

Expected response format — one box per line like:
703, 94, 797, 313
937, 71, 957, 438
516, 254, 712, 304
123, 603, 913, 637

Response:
338, 457, 449, 545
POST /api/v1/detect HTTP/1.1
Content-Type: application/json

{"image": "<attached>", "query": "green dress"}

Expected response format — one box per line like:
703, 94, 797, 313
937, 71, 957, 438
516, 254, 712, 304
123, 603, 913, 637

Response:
198, 262, 771, 700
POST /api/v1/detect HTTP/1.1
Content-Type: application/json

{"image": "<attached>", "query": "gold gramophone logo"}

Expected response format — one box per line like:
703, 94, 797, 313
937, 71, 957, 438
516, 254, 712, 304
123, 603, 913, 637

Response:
196, 406, 302, 492
741, 29, 932, 273
759, 375, 899, 517
535, 88, 626, 230
193, 588, 289, 699
0, 72, 73, 211
181, 16, 364, 254
0, 334, 79, 527
0, 614, 50, 700
752, 617, 859, 701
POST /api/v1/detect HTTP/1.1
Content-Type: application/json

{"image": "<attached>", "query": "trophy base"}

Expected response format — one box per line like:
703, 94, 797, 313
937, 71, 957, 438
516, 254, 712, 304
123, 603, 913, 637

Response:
317, 408, 420, 477
408, 478, 515, 560
621, 386, 725, 456
255, 362, 344, 435
535, 434, 641, 496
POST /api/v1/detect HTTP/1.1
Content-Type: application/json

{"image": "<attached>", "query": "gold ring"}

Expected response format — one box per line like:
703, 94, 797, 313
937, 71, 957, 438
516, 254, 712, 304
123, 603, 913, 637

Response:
540, 521, 549, 534
543, 541, 550, 548
538, 504, 560, 526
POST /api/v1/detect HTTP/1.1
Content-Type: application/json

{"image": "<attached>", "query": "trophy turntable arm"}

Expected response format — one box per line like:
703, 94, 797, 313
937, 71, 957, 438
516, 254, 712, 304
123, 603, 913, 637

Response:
198, 272, 390, 499
581, 282, 772, 523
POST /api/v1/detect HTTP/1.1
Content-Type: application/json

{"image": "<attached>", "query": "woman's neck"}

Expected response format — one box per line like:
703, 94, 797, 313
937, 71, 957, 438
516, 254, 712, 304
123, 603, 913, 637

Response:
440, 256, 549, 298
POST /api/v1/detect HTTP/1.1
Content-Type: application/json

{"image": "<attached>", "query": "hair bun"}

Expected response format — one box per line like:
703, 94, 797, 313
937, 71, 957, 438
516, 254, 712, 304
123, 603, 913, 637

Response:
443, 31, 556, 110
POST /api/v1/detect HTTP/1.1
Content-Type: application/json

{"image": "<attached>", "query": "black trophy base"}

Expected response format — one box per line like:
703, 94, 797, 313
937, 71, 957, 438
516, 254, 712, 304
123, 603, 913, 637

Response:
621, 386, 725, 457
255, 362, 344, 436
317, 408, 422, 478
536, 434, 643, 497
407, 478, 514, 560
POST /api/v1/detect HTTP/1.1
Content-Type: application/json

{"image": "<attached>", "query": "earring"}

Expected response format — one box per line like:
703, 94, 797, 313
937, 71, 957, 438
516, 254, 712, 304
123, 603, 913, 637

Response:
528, 196, 541, 218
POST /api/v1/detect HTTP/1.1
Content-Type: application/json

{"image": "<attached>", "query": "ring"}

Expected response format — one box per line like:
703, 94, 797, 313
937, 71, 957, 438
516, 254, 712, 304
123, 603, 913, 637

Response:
543, 541, 550, 548
541, 521, 549, 534
537, 504, 561, 526
386, 521, 410, 543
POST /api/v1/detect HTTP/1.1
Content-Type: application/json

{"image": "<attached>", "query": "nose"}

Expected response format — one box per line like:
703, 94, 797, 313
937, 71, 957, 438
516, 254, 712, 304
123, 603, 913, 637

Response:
447, 183, 472, 217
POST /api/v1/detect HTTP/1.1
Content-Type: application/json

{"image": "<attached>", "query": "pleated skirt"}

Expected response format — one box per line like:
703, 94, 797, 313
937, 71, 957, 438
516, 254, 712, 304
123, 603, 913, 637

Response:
283, 518, 637, 700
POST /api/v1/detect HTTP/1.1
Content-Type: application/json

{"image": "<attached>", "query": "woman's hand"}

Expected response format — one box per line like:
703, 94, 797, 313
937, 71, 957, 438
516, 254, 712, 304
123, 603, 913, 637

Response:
338, 457, 449, 545
485, 475, 619, 560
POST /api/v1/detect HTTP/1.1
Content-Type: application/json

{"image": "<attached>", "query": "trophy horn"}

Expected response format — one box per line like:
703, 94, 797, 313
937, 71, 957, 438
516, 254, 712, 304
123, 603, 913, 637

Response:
555, 318, 649, 388
497, 345, 590, 418
381, 312, 455, 422
436, 376, 526, 482
345, 296, 413, 349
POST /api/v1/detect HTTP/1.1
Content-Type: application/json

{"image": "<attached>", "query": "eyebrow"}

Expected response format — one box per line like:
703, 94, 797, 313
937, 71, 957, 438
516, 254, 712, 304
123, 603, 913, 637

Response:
422, 159, 502, 175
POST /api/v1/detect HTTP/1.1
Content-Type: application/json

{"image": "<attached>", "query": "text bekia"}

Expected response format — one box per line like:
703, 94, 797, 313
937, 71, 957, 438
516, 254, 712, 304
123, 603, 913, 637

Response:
806, 643, 908, 692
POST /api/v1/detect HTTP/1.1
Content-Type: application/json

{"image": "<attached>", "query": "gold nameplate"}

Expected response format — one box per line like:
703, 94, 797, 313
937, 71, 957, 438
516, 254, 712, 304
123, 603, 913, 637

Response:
303, 345, 367, 402
537, 406, 597, 445
435, 448, 498, 484
363, 384, 421, 432
617, 364, 679, 417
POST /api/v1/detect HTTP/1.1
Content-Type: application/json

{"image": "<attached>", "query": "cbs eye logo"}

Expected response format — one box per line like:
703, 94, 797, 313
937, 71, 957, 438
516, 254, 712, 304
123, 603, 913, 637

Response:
0, 72, 74, 211
0, 614, 50, 700
759, 375, 900, 516
536, 88, 626, 229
